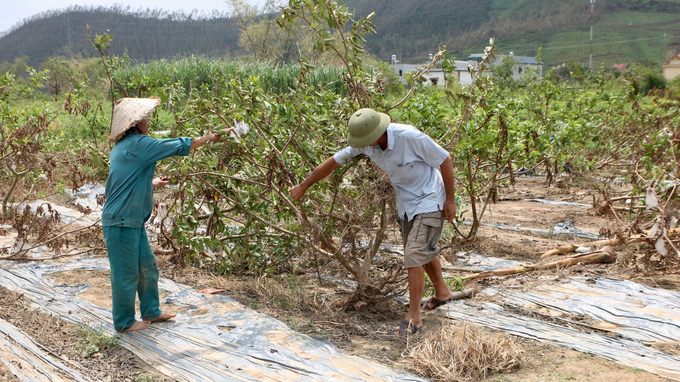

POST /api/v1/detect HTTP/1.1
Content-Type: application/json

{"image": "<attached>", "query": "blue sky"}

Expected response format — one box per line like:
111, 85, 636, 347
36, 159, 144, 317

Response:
0, 0, 268, 34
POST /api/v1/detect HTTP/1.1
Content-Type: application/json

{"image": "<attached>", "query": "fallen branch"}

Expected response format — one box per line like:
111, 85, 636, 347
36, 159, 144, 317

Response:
0, 246, 104, 262
448, 288, 475, 300
152, 247, 174, 255
4, 219, 102, 260
462, 247, 616, 282
540, 228, 680, 258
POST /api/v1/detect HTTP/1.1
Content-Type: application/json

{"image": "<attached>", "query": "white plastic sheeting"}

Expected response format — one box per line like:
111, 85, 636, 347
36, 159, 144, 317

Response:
526, 199, 592, 207
0, 258, 427, 382
461, 220, 601, 240
439, 301, 680, 380
439, 253, 680, 380
65, 183, 106, 213
0, 317, 91, 382
484, 277, 680, 343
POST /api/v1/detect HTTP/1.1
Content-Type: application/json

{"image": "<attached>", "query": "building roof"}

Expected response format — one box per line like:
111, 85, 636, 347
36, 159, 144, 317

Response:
465, 53, 541, 65
663, 54, 680, 66
513, 56, 540, 64
466, 54, 486, 61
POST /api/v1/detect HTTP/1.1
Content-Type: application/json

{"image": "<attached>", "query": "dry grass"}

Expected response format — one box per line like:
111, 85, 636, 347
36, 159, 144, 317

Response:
401, 322, 523, 382
242, 274, 319, 312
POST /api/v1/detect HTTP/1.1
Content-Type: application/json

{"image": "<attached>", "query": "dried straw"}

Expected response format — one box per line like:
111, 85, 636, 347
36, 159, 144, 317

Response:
402, 322, 522, 382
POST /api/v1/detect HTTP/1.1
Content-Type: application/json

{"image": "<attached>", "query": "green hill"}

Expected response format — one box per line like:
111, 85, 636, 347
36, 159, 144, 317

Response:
0, 6, 240, 68
1, 1, 678, 70
345, 0, 680, 67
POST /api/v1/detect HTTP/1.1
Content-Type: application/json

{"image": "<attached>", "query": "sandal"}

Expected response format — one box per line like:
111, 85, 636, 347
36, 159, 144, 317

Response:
394, 319, 422, 336
421, 296, 453, 311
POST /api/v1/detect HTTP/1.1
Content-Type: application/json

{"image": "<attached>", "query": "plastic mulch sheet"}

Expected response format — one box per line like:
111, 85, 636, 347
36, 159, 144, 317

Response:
461, 220, 601, 240
0, 258, 427, 382
483, 277, 680, 343
437, 254, 680, 380
438, 300, 680, 380
525, 198, 592, 207
0, 317, 91, 382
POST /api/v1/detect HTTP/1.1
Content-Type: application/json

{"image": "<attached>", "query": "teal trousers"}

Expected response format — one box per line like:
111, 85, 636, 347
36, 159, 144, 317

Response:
103, 226, 162, 331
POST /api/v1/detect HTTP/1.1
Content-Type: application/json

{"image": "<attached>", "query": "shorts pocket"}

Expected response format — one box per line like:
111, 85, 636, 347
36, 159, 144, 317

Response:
421, 217, 442, 228
421, 215, 443, 251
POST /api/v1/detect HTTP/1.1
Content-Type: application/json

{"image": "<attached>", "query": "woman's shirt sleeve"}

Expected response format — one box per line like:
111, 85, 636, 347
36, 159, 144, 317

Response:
137, 135, 192, 165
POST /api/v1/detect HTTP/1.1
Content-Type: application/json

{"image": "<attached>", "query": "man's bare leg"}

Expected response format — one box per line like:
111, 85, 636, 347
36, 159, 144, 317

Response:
394, 266, 425, 334
143, 312, 176, 323
123, 320, 150, 332
423, 256, 454, 310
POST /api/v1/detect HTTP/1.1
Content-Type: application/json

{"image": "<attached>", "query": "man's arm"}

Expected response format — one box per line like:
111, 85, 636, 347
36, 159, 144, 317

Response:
440, 156, 456, 222
290, 156, 341, 201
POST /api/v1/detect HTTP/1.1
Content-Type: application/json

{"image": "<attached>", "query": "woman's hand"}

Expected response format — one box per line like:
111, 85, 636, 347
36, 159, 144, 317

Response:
207, 133, 222, 143
191, 134, 222, 150
152, 176, 171, 190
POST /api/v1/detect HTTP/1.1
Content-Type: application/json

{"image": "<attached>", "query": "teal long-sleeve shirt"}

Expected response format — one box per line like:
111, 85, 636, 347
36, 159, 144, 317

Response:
102, 130, 192, 228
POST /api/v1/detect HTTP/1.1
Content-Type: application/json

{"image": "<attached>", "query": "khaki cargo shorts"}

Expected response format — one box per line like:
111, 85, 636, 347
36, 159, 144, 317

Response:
399, 210, 444, 268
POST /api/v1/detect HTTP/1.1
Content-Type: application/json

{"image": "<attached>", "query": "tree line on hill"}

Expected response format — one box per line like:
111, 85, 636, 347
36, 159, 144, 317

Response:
344, 0, 680, 63
0, 5, 241, 69
1, 0, 678, 77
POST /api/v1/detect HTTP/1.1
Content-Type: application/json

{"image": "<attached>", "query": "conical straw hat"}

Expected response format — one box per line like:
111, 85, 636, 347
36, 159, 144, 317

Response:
109, 97, 160, 142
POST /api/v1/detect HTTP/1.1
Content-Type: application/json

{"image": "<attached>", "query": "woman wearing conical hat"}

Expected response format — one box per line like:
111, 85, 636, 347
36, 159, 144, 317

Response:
103, 97, 230, 332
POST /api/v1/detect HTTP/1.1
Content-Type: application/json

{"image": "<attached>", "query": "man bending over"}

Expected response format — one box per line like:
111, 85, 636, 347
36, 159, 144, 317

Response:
290, 108, 456, 335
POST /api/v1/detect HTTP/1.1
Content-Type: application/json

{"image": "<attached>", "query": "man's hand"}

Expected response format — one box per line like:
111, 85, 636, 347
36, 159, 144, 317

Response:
444, 199, 457, 222
152, 176, 171, 190
289, 156, 340, 202
290, 184, 307, 202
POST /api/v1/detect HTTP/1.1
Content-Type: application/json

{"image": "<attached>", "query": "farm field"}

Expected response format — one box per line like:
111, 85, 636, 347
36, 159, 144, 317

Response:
1, 1, 680, 381
1, 174, 677, 381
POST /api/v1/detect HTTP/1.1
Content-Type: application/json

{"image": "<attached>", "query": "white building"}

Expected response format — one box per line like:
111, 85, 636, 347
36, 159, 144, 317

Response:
390, 54, 474, 87
663, 54, 680, 80
467, 52, 543, 79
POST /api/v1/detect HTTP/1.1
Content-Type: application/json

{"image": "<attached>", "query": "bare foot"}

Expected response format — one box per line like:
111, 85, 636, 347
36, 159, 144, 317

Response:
123, 320, 150, 332
143, 312, 176, 323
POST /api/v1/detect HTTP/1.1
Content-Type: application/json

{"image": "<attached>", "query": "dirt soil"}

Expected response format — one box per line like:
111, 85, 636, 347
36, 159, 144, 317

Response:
485, 340, 668, 382
457, 176, 679, 282
48, 269, 185, 318
152, 261, 670, 382
0, 362, 18, 382
0, 285, 167, 382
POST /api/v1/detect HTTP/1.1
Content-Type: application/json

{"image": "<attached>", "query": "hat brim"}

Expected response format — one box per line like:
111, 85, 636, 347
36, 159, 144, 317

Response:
108, 97, 160, 142
347, 112, 390, 148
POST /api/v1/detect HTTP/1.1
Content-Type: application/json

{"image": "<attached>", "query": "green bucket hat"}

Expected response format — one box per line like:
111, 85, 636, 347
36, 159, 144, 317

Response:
347, 108, 391, 148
